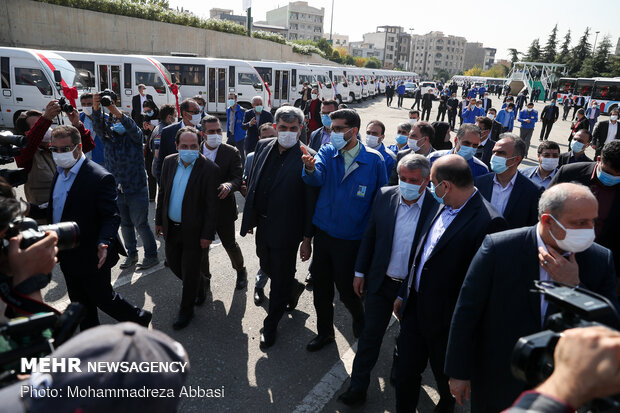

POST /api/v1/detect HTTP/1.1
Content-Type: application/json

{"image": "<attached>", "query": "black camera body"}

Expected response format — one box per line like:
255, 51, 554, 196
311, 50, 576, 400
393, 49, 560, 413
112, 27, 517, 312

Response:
58, 96, 74, 114
2, 217, 79, 252
0, 131, 28, 187
99, 89, 117, 107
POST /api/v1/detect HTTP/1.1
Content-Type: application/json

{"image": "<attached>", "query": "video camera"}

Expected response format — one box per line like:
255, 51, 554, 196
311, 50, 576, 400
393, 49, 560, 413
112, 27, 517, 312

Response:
98, 89, 118, 107
511, 281, 620, 411
0, 131, 28, 187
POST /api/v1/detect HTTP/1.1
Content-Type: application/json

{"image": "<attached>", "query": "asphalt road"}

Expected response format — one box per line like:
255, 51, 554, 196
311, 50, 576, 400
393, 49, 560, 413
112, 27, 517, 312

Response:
36, 92, 595, 412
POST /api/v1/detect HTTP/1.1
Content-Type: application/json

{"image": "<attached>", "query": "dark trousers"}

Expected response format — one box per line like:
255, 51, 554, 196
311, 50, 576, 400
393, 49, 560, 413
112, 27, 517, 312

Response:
540, 119, 554, 140
350, 277, 402, 391
145, 149, 157, 201
61, 259, 142, 331
386, 95, 393, 106
562, 106, 570, 120
311, 229, 364, 336
200, 218, 245, 278
395, 305, 452, 413
397, 95, 404, 108
447, 110, 457, 129
255, 221, 301, 335
165, 221, 204, 315
227, 135, 246, 164
436, 107, 446, 122
412, 98, 421, 110
421, 107, 431, 121
571, 105, 582, 120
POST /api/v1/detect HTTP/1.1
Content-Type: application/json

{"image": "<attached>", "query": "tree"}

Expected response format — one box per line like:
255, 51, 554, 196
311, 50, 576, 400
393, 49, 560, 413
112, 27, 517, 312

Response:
343, 55, 356, 65
316, 38, 333, 56
605, 55, 620, 77
555, 29, 572, 64
353, 57, 366, 67
334, 46, 349, 57
567, 27, 591, 75
508, 48, 522, 65
525, 39, 542, 62
579, 35, 613, 77
482, 64, 508, 78
364, 57, 381, 68
436, 69, 452, 82
464, 65, 483, 76
542, 25, 558, 62
330, 50, 342, 63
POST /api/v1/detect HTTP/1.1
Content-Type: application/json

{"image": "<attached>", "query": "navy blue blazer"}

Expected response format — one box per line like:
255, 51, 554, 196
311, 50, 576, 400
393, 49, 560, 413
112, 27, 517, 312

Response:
354, 186, 439, 295
155, 121, 183, 181
445, 225, 620, 412
475, 171, 543, 229
309, 126, 328, 152
241, 109, 274, 154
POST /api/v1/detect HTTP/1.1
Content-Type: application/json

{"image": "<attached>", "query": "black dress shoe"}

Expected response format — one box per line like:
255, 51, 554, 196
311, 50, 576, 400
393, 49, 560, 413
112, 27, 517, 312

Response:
338, 387, 367, 406
254, 288, 265, 306
259, 331, 276, 350
137, 309, 152, 327
286, 281, 305, 311
236, 269, 248, 290
306, 334, 335, 352
195, 284, 206, 306
352, 315, 365, 338
434, 397, 456, 413
172, 312, 194, 330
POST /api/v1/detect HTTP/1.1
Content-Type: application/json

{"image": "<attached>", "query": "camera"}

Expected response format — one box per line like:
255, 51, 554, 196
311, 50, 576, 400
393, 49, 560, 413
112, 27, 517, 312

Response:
98, 89, 118, 107
2, 217, 80, 252
0, 131, 28, 187
58, 97, 74, 114
511, 281, 620, 411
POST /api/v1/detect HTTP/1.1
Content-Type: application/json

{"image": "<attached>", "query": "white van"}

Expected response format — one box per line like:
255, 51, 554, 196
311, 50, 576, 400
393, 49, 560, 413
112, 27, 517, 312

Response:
53, 50, 179, 113
323, 66, 352, 104
154, 55, 268, 114
0, 47, 80, 128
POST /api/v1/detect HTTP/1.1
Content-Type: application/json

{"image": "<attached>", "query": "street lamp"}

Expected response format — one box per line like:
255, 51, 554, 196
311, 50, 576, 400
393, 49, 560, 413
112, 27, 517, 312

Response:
593, 30, 600, 54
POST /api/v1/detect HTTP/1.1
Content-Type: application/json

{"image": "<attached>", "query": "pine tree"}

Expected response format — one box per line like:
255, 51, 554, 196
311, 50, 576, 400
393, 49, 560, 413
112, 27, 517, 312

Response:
568, 27, 591, 75
555, 30, 571, 64
542, 25, 558, 62
590, 36, 612, 76
525, 39, 542, 62
508, 48, 521, 64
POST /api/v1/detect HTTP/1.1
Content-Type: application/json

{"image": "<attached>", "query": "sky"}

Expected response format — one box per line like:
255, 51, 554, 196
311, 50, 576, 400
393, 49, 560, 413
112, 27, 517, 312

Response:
169, 0, 618, 61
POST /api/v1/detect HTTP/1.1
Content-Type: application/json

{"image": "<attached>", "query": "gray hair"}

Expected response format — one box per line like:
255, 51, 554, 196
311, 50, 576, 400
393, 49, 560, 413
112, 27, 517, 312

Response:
275, 106, 304, 125
498, 133, 526, 158
538, 182, 595, 219
397, 122, 412, 134
456, 123, 481, 140
252, 96, 263, 105
397, 153, 431, 178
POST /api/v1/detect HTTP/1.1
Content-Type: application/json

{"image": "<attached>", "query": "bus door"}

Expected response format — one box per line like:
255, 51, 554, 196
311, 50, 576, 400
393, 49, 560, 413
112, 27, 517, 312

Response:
207, 66, 227, 113
272, 69, 290, 107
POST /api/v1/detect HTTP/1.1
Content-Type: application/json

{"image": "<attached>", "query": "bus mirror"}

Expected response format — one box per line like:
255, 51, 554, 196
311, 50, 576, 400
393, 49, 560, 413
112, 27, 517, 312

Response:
53, 70, 62, 83
253, 83, 263, 91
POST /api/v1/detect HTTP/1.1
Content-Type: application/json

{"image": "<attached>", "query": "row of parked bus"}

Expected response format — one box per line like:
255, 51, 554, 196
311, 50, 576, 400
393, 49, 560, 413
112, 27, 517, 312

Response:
0, 47, 417, 128
556, 77, 620, 115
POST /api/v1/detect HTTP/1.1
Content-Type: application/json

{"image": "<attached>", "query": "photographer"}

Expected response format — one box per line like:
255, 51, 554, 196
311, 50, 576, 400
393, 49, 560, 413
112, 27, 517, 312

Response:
506, 326, 620, 412
14, 100, 95, 205
141, 100, 159, 202
91, 94, 159, 270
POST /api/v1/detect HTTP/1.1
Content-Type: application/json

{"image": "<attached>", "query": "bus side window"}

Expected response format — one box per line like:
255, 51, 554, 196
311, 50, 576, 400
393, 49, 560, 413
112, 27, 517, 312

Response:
15, 67, 52, 95
1, 57, 10, 89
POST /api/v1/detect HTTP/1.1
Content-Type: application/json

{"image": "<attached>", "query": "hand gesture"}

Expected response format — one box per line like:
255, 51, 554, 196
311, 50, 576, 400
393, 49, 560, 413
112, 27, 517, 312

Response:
155, 225, 163, 238
67, 109, 80, 126
449, 378, 471, 406
393, 297, 403, 321
538, 245, 579, 286
43, 100, 61, 121
93, 93, 101, 110
301, 146, 315, 171
240, 180, 247, 198
217, 183, 231, 199
353, 276, 364, 298
250, 117, 257, 126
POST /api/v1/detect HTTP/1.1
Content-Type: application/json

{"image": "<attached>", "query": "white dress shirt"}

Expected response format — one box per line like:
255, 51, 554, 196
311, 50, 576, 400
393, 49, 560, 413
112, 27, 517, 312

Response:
491, 171, 518, 215
605, 122, 618, 145
202, 145, 219, 163
385, 192, 425, 279
140, 94, 147, 114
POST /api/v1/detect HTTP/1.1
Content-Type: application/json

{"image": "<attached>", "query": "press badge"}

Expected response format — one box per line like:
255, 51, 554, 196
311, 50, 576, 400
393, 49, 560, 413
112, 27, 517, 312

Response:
356, 185, 367, 198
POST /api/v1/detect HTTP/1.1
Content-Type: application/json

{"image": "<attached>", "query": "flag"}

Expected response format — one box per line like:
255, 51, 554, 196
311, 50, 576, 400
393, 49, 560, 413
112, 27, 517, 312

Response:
243, 0, 251, 11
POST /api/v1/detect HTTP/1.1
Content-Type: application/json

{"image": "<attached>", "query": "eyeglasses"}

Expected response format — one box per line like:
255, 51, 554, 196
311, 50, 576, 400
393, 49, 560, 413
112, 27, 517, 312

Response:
49, 145, 76, 153
331, 126, 351, 133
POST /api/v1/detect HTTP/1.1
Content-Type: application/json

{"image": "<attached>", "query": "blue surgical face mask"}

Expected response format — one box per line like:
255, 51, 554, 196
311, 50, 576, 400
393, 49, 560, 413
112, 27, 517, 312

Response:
551, 102, 555, 106
430, 181, 446, 204
112, 122, 126, 135
457, 144, 477, 161
321, 114, 332, 127
395, 134, 408, 145
399, 180, 422, 201
228, 99, 235, 108
198, 105, 204, 112
178, 149, 199, 164
144, 110, 154, 117
597, 165, 620, 187
570, 140, 585, 153
490, 155, 516, 174
330, 130, 350, 150
255, 105, 263, 113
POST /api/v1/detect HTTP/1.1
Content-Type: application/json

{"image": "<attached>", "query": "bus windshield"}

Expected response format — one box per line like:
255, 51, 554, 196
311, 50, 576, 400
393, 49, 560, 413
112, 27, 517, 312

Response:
151, 60, 173, 86
39, 55, 79, 88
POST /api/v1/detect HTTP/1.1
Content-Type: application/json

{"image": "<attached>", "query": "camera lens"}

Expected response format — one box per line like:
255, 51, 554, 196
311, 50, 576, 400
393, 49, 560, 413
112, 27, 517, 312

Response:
40, 222, 80, 251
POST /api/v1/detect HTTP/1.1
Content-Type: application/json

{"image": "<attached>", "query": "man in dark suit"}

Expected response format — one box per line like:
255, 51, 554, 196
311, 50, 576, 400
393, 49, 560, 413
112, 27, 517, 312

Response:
446, 183, 620, 413
34, 126, 151, 330
388, 121, 436, 185
412, 88, 422, 110
571, 95, 585, 120
481, 93, 492, 114
338, 154, 439, 406
240, 106, 317, 349
446, 93, 459, 130
308, 99, 338, 152
131, 84, 154, 125
475, 134, 543, 229
393, 154, 507, 413
474, 116, 497, 170
550, 140, 620, 294
559, 129, 593, 167
486, 108, 503, 143
568, 108, 589, 146
539, 99, 559, 141
155, 98, 202, 181
155, 127, 219, 330
199, 116, 247, 292
592, 108, 620, 157
421, 89, 433, 121
241, 96, 274, 156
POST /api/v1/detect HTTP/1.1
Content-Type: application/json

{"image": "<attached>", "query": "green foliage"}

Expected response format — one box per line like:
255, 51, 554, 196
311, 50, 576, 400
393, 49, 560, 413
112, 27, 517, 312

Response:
508, 48, 521, 64
604, 56, 620, 77
555, 29, 571, 64
542, 25, 558, 63
525, 39, 541, 62
482, 64, 508, 78
343, 55, 356, 65
464, 65, 483, 76
252, 31, 286, 44
567, 27, 591, 75
436, 69, 452, 82
330, 50, 342, 63
578, 36, 613, 78
364, 58, 381, 68
288, 42, 325, 57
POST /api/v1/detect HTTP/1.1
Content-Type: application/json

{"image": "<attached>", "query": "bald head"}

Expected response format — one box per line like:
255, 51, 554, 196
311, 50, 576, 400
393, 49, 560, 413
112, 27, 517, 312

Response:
539, 183, 597, 220
433, 154, 474, 189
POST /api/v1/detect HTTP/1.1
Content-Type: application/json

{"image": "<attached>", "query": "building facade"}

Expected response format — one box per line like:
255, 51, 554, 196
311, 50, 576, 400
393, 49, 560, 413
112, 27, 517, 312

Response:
209, 8, 247, 26
349, 41, 384, 61
322, 33, 349, 48
464, 42, 496, 71
265, 1, 324, 42
360, 26, 411, 69
411, 31, 466, 78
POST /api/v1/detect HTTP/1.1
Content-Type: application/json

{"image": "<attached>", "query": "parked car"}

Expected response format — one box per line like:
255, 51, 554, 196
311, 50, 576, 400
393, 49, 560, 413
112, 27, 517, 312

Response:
404, 82, 417, 98
420, 81, 439, 99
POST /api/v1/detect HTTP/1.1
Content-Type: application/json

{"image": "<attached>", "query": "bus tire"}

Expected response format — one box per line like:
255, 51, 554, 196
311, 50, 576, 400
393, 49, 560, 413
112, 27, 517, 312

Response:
349, 93, 355, 103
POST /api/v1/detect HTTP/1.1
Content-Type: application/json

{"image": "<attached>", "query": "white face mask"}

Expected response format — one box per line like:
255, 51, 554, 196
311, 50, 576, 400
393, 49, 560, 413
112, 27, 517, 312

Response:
611, 115, 618, 122
311, 93, 318, 100
540, 157, 559, 171
277, 131, 298, 148
487, 113, 495, 120
365, 134, 380, 148
548, 215, 596, 253
52, 146, 79, 169
206, 134, 222, 148
189, 113, 201, 126
82, 106, 93, 116
409, 118, 418, 125
408, 138, 421, 152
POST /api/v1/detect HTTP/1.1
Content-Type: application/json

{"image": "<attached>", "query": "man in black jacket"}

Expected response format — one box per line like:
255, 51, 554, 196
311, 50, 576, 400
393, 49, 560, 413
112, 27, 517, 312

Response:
421, 90, 433, 121
242, 96, 274, 155
412, 88, 422, 110
240, 106, 317, 350
539, 99, 559, 141
559, 129, 593, 167
308, 99, 338, 152
393, 155, 507, 413
338, 154, 439, 406
592, 108, 620, 157
33, 126, 151, 330
446, 93, 459, 130
131, 84, 154, 125
446, 183, 620, 413
474, 116, 496, 170
199, 116, 247, 292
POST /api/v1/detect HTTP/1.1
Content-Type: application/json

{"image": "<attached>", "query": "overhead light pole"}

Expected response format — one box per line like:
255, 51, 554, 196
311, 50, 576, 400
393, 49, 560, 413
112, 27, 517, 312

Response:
593, 30, 600, 54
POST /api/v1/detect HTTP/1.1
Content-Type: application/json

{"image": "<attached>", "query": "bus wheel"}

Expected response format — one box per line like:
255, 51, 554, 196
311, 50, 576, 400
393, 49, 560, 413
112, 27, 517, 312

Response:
349, 93, 355, 103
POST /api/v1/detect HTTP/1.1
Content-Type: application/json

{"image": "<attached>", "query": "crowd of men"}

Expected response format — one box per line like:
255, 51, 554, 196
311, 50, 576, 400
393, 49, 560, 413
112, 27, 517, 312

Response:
6, 79, 620, 413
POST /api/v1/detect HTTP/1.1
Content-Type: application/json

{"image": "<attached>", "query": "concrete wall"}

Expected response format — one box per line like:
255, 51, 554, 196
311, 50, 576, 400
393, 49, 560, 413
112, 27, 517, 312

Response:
0, 0, 333, 65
